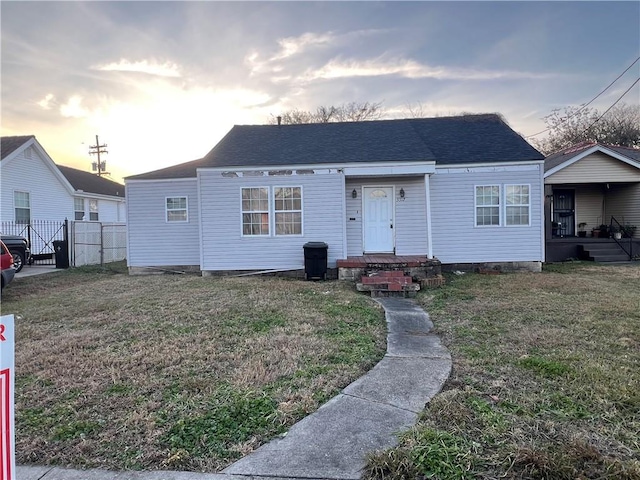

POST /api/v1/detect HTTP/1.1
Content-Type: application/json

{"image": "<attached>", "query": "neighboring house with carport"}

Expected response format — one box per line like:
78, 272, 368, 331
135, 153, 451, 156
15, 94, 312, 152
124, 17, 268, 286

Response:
125, 114, 546, 277
544, 142, 640, 262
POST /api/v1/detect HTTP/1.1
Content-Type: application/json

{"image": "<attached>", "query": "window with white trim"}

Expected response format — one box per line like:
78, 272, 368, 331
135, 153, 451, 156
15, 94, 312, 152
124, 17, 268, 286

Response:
166, 197, 188, 222
505, 185, 530, 226
89, 199, 99, 221
475, 186, 500, 226
242, 188, 269, 235
74, 198, 85, 220
274, 187, 302, 235
14, 191, 30, 224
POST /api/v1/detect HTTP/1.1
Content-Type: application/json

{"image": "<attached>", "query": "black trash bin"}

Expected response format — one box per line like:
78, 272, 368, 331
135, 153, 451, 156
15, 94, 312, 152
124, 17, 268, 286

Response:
303, 242, 328, 280
53, 240, 69, 269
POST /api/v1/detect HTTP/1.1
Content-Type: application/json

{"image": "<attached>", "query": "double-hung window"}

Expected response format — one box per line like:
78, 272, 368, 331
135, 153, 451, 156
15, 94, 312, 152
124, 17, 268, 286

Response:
14, 191, 31, 224
166, 197, 188, 222
241, 186, 303, 236
475, 186, 500, 226
74, 198, 85, 220
505, 185, 530, 226
242, 188, 269, 235
274, 187, 302, 235
475, 184, 530, 227
89, 199, 99, 221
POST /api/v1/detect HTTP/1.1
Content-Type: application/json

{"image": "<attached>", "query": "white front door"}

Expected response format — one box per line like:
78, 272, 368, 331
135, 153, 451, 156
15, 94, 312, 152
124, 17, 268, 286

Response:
363, 187, 394, 253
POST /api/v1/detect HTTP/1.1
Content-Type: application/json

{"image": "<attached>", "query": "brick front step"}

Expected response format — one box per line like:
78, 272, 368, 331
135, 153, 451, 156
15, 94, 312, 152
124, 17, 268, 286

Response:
356, 281, 420, 297
356, 272, 420, 297
361, 275, 412, 285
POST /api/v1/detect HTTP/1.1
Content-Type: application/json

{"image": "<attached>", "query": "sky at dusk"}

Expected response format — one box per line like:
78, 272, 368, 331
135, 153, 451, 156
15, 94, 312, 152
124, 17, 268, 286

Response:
1, 1, 639, 183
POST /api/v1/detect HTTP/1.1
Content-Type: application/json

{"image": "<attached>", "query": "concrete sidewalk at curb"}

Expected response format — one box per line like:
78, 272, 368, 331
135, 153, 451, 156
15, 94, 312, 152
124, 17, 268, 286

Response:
18, 297, 452, 480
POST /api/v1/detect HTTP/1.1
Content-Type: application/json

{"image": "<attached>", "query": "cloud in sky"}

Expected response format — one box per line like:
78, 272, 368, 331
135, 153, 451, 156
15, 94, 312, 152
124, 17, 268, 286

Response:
93, 59, 182, 78
296, 57, 557, 82
60, 96, 90, 119
37, 94, 56, 110
1, 1, 638, 182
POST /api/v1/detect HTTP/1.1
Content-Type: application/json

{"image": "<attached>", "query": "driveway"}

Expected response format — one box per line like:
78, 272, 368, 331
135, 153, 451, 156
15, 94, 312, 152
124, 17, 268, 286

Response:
16, 264, 59, 277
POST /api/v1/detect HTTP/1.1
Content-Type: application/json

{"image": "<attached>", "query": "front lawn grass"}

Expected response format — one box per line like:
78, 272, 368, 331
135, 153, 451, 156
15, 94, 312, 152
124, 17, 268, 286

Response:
365, 263, 640, 479
1, 263, 386, 472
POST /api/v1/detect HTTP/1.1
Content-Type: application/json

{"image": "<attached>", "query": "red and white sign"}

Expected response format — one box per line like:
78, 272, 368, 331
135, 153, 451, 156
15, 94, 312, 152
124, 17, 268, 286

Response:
0, 315, 15, 480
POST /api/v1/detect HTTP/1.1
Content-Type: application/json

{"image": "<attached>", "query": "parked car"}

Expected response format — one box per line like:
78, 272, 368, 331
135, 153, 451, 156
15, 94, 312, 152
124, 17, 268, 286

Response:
1, 241, 15, 290
0, 234, 31, 273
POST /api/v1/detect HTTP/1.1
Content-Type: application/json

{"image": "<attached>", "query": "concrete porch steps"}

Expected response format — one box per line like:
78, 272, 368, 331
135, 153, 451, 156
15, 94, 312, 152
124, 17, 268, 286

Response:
578, 243, 630, 262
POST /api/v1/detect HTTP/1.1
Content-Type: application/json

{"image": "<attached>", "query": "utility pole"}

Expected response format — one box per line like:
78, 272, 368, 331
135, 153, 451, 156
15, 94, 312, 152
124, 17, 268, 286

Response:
88, 135, 110, 177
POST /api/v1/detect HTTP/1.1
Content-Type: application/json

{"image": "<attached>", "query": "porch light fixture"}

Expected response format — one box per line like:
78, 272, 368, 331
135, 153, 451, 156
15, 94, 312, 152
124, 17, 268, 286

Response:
399, 188, 405, 199
352, 189, 357, 199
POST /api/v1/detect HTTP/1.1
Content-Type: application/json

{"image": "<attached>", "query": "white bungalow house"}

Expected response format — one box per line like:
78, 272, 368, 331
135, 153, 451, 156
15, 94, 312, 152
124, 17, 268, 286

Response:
1, 135, 126, 262
544, 142, 640, 262
1, 135, 126, 224
125, 114, 546, 275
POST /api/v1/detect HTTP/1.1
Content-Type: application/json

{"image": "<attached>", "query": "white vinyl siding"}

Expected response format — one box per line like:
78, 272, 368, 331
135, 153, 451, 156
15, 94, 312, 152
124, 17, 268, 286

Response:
126, 180, 200, 267
1, 145, 74, 223
345, 177, 427, 256
0, 141, 126, 225
200, 171, 344, 271
166, 197, 188, 222
431, 165, 544, 263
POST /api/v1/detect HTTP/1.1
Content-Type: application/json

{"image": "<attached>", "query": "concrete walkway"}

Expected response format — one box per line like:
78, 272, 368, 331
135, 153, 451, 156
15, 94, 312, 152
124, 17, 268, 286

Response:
17, 297, 451, 480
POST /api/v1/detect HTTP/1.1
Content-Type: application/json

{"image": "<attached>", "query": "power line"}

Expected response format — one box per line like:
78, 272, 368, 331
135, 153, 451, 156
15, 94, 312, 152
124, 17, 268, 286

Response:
526, 56, 640, 138
571, 76, 640, 144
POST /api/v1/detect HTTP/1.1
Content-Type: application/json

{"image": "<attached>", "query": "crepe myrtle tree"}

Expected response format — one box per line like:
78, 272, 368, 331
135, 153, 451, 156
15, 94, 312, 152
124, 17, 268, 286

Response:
269, 101, 384, 125
533, 103, 640, 155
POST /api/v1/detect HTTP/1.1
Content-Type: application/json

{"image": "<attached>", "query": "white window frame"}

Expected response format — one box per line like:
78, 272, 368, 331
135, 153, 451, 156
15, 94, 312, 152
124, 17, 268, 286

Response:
14, 190, 31, 224
505, 184, 531, 227
474, 185, 501, 227
274, 186, 303, 237
74, 198, 85, 221
89, 199, 99, 221
240, 186, 304, 237
165, 196, 188, 223
241, 187, 270, 236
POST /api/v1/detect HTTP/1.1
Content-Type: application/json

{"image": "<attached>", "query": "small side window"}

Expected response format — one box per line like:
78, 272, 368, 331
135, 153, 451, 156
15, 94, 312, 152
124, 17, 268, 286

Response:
166, 197, 188, 222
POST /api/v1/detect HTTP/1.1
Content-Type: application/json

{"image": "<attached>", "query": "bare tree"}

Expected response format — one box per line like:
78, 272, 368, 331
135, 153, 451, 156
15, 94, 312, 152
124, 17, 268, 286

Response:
403, 101, 427, 119
532, 103, 640, 154
269, 101, 384, 124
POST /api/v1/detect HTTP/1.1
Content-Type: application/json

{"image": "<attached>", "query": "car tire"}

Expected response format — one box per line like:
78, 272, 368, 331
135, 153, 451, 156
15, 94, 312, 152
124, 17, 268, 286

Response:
11, 250, 25, 273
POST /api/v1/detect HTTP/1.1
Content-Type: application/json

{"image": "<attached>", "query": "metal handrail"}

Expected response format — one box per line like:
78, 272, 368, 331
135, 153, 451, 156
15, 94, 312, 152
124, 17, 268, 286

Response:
610, 216, 632, 260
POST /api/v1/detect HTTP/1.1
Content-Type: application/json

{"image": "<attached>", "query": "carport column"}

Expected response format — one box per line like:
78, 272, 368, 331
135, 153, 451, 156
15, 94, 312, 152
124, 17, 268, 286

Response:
424, 174, 433, 259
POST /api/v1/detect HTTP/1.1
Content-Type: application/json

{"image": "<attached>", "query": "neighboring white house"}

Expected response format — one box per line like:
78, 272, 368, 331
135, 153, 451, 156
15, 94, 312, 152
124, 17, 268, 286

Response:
125, 114, 546, 274
1, 135, 126, 224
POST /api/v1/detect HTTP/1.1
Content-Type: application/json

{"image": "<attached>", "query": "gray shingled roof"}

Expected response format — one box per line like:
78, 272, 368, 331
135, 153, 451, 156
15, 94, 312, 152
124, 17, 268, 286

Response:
1, 135, 34, 159
58, 165, 125, 197
128, 114, 544, 180
544, 142, 640, 172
